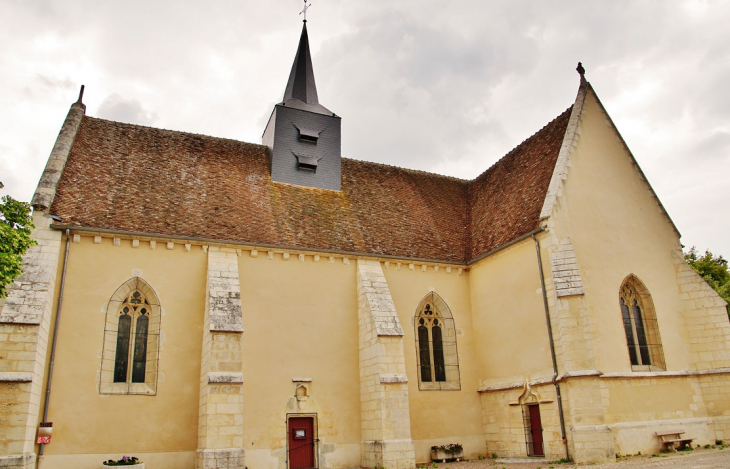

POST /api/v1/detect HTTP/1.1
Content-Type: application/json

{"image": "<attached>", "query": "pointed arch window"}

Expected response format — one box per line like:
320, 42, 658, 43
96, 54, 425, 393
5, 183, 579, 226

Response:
100, 277, 161, 395
619, 275, 665, 371
113, 291, 151, 383
414, 292, 460, 390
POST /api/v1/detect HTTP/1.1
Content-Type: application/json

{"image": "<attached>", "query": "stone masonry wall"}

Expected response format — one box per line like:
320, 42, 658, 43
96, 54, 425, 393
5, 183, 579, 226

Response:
672, 249, 730, 371
672, 248, 730, 441
0, 213, 64, 469
357, 260, 415, 469
196, 247, 245, 469
538, 232, 616, 464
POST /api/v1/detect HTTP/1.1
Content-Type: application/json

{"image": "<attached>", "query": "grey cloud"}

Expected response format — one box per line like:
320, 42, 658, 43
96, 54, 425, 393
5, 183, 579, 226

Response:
97, 94, 157, 126
691, 131, 730, 161
1, 0, 730, 254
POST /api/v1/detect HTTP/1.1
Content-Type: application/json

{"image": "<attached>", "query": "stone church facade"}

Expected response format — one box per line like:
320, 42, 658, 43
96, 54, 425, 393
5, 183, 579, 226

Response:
2, 22, 730, 469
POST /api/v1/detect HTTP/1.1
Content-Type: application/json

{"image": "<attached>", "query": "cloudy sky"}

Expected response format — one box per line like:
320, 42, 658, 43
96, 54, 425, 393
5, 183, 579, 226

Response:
1, 1, 728, 256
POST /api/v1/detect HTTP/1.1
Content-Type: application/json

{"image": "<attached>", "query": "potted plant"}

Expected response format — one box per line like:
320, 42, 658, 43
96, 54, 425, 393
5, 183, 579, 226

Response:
430, 443, 464, 462
102, 456, 144, 468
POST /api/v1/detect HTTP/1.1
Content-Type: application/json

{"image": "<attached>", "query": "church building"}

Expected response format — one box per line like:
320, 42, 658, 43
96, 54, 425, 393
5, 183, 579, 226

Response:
2, 18, 730, 469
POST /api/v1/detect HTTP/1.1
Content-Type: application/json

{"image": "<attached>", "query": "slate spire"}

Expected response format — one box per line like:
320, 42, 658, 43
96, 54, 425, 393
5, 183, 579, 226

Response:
283, 23, 319, 106
263, 18, 341, 191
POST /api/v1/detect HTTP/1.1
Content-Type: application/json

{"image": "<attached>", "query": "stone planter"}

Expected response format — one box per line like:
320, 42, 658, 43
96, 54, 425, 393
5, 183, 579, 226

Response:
430, 448, 464, 462
103, 464, 144, 469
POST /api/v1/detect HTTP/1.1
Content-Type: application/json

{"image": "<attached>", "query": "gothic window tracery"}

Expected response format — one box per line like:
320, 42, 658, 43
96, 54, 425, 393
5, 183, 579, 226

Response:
113, 291, 151, 383
414, 292, 460, 390
619, 275, 665, 371
100, 277, 161, 395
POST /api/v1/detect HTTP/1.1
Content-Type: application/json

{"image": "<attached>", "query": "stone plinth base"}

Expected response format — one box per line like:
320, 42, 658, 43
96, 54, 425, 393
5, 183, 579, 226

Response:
195, 448, 245, 469
362, 439, 415, 469
0, 453, 36, 469
570, 425, 615, 464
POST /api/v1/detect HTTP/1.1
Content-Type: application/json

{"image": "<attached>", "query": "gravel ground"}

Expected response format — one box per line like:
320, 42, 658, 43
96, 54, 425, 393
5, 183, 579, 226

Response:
426, 447, 730, 469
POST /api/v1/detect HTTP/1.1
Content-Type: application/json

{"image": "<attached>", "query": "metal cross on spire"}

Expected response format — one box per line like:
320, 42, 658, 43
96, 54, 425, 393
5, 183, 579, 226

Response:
299, 0, 312, 22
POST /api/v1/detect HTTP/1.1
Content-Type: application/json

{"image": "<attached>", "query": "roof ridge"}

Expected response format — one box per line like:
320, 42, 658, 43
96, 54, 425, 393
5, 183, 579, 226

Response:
84, 115, 268, 149
342, 157, 469, 183
470, 106, 574, 185
85, 107, 571, 185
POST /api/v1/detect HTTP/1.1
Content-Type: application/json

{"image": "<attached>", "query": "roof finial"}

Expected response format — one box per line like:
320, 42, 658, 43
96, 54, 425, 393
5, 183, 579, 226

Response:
299, 0, 311, 22
576, 62, 585, 77
76, 84, 85, 104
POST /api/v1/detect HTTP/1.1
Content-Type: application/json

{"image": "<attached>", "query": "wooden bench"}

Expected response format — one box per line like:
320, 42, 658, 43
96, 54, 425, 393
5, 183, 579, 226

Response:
656, 430, 694, 451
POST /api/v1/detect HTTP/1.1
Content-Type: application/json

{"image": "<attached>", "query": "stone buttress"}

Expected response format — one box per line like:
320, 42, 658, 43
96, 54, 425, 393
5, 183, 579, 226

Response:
196, 247, 245, 469
357, 260, 415, 469
0, 96, 84, 469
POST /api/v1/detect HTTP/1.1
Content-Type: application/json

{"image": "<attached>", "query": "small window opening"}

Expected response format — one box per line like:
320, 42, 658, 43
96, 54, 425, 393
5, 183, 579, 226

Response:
294, 153, 319, 172
297, 127, 320, 144
298, 161, 318, 171
299, 134, 318, 144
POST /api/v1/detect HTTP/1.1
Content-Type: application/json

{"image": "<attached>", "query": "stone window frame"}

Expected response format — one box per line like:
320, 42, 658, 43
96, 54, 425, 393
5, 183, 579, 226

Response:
619, 274, 666, 372
99, 277, 161, 395
414, 292, 461, 391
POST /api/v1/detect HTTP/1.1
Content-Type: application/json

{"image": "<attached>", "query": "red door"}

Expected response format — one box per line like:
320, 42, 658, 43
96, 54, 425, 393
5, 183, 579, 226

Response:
528, 405, 544, 456
288, 417, 315, 469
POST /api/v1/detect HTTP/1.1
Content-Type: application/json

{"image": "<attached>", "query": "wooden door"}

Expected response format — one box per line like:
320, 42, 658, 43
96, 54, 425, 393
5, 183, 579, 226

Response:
288, 417, 315, 469
528, 405, 544, 456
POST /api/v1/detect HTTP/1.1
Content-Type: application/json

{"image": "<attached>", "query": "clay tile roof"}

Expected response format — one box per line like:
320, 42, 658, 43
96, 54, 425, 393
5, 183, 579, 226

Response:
468, 106, 572, 259
50, 107, 572, 264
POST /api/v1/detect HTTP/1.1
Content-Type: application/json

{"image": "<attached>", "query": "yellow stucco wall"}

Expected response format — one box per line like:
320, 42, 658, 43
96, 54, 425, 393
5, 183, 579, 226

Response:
18, 85, 730, 469
541, 86, 730, 458
551, 88, 690, 374
41, 236, 206, 466
237, 253, 361, 469
469, 240, 554, 384
383, 266, 486, 462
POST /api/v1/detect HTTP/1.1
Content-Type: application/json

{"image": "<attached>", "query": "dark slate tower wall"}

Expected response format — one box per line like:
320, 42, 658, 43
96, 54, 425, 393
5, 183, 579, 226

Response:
268, 105, 342, 191
262, 22, 342, 191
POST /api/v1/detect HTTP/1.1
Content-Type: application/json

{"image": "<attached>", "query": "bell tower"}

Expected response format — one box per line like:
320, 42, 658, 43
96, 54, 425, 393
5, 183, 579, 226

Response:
262, 20, 342, 191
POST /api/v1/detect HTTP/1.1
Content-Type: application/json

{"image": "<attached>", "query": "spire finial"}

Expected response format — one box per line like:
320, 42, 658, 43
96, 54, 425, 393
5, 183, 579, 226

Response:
76, 85, 85, 104
299, 1, 311, 22
576, 62, 585, 77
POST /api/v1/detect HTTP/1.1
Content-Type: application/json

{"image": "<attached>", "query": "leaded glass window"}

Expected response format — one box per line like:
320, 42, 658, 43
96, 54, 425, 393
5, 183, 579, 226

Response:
414, 292, 461, 390
619, 275, 665, 371
113, 291, 151, 383
100, 277, 161, 395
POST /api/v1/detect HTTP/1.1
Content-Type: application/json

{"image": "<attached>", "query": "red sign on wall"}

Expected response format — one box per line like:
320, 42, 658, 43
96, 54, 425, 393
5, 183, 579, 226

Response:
37, 422, 52, 444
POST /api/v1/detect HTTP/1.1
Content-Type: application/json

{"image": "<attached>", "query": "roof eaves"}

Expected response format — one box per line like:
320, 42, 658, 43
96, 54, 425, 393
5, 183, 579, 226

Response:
48, 223, 468, 266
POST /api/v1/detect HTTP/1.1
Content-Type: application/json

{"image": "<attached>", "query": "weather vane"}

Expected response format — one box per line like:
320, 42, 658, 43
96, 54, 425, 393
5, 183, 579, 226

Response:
299, 0, 312, 22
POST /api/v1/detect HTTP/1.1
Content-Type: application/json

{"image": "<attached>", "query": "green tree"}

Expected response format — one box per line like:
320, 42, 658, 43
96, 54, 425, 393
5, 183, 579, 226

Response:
685, 246, 730, 315
0, 182, 36, 298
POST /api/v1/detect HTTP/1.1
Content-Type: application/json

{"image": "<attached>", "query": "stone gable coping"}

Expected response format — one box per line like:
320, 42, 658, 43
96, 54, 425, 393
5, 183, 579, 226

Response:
31, 101, 86, 211
539, 79, 588, 223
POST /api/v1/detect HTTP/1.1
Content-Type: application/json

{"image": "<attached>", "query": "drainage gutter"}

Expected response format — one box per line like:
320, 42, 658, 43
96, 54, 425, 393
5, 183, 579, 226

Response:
37, 229, 71, 468
532, 233, 569, 461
